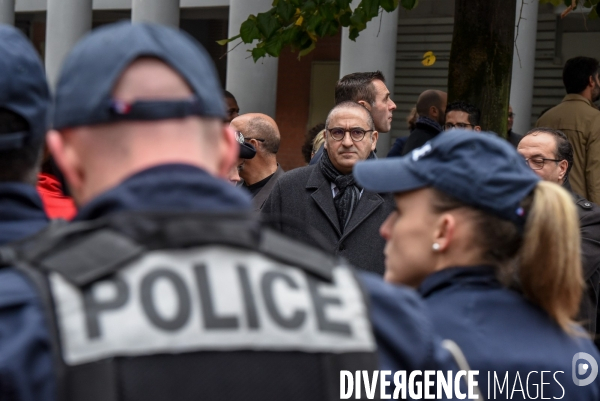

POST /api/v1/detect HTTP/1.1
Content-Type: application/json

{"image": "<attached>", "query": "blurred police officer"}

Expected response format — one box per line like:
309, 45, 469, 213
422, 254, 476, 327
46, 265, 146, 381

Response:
0, 25, 54, 401
2, 22, 457, 401
518, 127, 600, 343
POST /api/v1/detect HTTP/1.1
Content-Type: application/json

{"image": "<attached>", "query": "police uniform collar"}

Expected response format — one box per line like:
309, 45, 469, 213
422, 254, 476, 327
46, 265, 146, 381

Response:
75, 163, 252, 221
418, 265, 498, 298
0, 182, 47, 221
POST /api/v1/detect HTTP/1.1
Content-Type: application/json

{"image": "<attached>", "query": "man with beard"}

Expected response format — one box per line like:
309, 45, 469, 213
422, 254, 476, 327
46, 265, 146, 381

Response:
536, 56, 600, 203
401, 90, 447, 155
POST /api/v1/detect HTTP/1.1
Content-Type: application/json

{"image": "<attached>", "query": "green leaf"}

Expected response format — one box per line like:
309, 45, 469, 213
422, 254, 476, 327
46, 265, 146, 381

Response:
400, 0, 419, 10
276, 0, 296, 24
301, 1, 317, 12
240, 18, 261, 43
360, 0, 380, 19
264, 35, 285, 57
339, 11, 352, 26
380, 0, 399, 12
298, 41, 316, 58
251, 47, 268, 62
335, 0, 352, 8
281, 26, 300, 44
216, 34, 240, 46
257, 11, 282, 39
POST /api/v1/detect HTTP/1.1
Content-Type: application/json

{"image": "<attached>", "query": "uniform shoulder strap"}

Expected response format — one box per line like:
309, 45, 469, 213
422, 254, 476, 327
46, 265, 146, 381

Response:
20, 211, 338, 287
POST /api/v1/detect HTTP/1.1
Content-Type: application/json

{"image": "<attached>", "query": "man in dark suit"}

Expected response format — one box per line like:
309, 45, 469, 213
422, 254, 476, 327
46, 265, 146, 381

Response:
262, 102, 394, 275
232, 113, 284, 211
517, 127, 600, 345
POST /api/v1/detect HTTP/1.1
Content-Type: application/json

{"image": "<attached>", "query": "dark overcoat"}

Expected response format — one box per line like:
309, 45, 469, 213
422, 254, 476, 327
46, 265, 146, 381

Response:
262, 164, 394, 275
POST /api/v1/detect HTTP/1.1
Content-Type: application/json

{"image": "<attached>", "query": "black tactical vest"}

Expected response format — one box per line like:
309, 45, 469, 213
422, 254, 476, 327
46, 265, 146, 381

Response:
8, 212, 378, 401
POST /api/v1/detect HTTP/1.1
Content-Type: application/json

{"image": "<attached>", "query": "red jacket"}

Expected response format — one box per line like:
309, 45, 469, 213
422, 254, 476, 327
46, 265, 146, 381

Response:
37, 173, 77, 220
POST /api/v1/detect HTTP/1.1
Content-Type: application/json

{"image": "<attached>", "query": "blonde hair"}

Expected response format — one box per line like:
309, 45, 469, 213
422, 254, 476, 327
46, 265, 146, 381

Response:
312, 129, 326, 157
519, 181, 583, 333
431, 181, 583, 334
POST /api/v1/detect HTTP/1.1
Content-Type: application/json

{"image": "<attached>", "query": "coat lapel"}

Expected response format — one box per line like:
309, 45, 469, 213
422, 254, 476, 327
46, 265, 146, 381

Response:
252, 165, 285, 211
341, 191, 384, 241
307, 167, 341, 236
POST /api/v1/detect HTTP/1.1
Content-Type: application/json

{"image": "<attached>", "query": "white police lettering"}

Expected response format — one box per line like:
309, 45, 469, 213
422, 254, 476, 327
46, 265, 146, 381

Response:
411, 143, 432, 161
50, 246, 375, 365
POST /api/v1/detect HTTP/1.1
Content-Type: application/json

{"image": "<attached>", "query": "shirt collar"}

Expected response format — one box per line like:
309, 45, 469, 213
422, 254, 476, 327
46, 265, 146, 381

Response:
562, 93, 595, 107
418, 265, 498, 297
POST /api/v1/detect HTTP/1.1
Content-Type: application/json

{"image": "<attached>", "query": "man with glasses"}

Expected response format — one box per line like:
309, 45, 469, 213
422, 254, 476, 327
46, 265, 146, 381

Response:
518, 127, 600, 346
230, 113, 284, 211
263, 102, 394, 274
444, 100, 482, 132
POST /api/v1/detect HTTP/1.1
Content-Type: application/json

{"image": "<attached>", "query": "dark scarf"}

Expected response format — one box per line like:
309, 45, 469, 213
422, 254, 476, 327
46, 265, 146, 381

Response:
415, 115, 443, 133
320, 149, 370, 233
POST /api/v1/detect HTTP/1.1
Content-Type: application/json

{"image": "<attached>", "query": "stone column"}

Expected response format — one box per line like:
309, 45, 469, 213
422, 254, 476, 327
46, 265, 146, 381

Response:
45, 0, 93, 89
510, 0, 539, 135
131, 0, 180, 27
226, 0, 278, 118
0, 0, 15, 25
340, 4, 399, 156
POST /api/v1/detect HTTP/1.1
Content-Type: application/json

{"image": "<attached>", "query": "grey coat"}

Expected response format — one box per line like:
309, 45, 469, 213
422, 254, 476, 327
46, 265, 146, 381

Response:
262, 163, 394, 275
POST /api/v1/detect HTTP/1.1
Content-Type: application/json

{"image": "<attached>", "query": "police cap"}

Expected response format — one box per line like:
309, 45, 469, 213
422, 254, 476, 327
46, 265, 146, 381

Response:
354, 131, 540, 227
52, 21, 226, 130
0, 25, 50, 151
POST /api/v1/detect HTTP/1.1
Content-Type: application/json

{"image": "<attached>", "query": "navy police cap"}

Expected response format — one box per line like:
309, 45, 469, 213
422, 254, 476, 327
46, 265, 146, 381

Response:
0, 25, 50, 151
354, 131, 541, 226
52, 21, 226, 130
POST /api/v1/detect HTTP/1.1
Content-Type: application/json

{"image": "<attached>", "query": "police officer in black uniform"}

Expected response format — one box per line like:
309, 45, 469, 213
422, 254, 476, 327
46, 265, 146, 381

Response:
1, 22, 458, 401
518, 127, 600, 344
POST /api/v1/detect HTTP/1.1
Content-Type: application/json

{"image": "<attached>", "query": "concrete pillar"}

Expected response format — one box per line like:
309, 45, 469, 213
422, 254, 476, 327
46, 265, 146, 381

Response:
510, 0, 539, 135
340, 4, 399, 156
132, 0, 180, 27
226, 0, 278, 118
45, 0, 93, 89
0, 0, 15, 25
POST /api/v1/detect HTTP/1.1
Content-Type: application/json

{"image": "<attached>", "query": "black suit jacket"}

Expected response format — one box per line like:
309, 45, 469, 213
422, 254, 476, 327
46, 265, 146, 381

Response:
262, 164, 394, 275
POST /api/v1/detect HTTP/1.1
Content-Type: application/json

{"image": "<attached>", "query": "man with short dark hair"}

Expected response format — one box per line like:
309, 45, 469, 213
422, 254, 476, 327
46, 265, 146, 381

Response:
263, 101, 394, 274
335, 71, 396, 133
224, 90, 240, 123
518, 127, 600, 345
506, 105, 523, 147
444, 101, 482, 131
401, 90, 447, 155
230, 113, 284, 210
536, 56, 600, 203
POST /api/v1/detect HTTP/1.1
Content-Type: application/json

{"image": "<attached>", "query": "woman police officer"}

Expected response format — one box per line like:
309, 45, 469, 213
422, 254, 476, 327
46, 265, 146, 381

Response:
354, 131, 600, 400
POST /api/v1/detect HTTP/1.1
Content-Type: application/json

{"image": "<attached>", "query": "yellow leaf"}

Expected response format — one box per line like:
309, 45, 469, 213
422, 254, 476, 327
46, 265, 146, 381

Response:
422, 51, 436, 66
295, 16, 304, 26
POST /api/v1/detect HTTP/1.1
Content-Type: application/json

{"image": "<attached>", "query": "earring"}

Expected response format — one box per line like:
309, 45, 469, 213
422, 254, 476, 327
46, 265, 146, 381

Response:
432, 243, 440, 251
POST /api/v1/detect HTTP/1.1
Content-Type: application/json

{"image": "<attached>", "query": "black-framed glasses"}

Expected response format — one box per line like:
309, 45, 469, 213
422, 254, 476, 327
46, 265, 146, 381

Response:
524, 157, 562, 170
508, 112, 515, 118
327, 127, 373, 142
444, 123, 474, 130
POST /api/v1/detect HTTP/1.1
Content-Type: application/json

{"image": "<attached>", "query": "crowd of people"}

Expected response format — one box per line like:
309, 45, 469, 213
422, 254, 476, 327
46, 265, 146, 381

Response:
1, 19, 600, 400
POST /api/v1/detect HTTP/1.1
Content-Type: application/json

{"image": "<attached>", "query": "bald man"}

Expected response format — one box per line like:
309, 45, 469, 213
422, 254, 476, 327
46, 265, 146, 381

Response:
400, 89, 447, 155
230, 113, 284, 211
